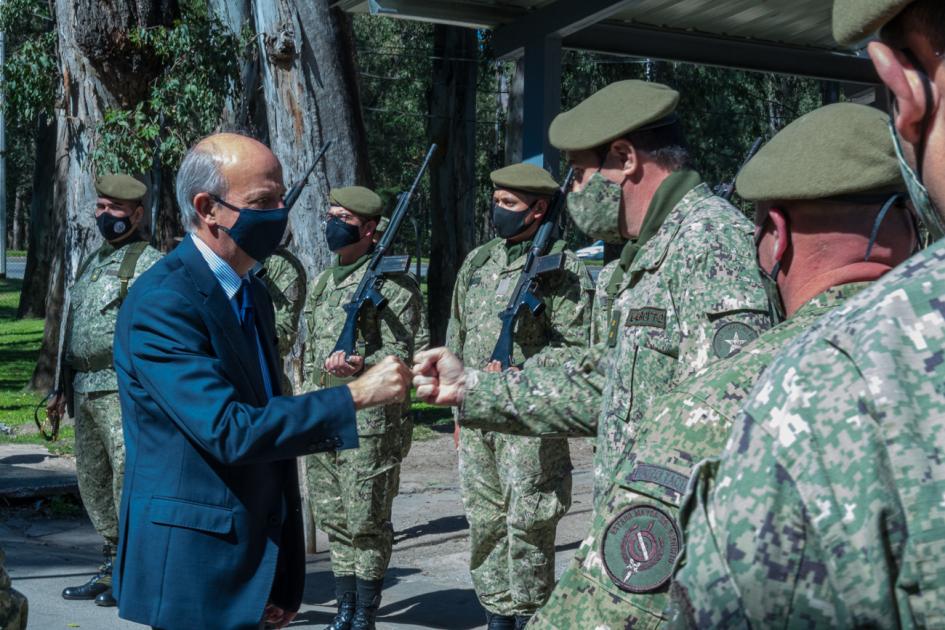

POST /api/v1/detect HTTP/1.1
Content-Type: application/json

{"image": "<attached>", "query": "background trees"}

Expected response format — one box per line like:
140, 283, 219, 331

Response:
1, 0, 827, 381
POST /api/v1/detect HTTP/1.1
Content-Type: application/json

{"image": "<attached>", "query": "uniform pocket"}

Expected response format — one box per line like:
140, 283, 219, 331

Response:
148, 496, 234, 536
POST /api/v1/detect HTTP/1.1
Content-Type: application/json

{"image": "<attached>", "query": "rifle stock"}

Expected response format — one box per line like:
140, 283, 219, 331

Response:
488, 168, 575, 369
330, 144, 437, 358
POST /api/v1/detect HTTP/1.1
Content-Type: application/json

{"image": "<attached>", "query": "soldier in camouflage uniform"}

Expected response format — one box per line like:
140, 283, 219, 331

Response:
415, 81, 771, 504
47, 174, 162, 608
302, 186, 425, 630
0, 547, 27, 630
669, 3, 945, 626
447, 163, 591, 630
534, 103, 914, 629
258, 245, 307, 392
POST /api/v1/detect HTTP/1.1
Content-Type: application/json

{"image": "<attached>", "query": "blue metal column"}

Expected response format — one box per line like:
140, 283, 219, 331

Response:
521, 36, 562, 176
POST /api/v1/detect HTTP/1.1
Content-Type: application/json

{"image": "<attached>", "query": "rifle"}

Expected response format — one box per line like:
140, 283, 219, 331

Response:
489, 168, 575, 369
285, 140, 333, 209
331, 143, 437, 357
715, 136, 763, 202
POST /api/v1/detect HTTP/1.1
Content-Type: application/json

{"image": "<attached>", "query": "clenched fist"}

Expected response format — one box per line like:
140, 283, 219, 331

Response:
347, 355, 411, 410
412, 347, 467, 406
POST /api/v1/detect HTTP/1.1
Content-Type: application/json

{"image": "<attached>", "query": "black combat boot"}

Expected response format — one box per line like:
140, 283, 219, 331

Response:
513, 614, 532, 629
484, 610, 516, 630
94, 588, 117, 607
62, 544, 113, 601
350, 577, 384, 630
324, 574, 357, 630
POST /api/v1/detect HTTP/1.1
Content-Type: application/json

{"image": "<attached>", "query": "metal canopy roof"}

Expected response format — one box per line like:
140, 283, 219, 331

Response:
336, 0, 877, 84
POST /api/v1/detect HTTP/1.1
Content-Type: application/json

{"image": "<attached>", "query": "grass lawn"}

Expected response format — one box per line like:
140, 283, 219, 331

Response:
0, 278, 74, 455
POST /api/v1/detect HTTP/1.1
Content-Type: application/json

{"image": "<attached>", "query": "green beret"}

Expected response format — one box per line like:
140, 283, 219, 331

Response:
736, 103, 904, 202
490, 163, 559, 195
549, 80, 679, 151
329, 186, 383, 217
95, 173, 147, 202
833, 0, 912, 45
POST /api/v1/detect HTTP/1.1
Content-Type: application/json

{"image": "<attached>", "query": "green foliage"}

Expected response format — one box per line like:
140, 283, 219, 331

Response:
91, 2, 250, 175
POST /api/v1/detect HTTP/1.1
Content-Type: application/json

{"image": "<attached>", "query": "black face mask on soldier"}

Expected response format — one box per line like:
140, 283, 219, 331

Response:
325, 216, 363, 252
97, 211, 133, 242
491, 202, 536, 239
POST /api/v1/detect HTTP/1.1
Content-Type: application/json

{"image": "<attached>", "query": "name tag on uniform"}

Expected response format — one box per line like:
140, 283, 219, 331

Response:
626, 307, 667, 329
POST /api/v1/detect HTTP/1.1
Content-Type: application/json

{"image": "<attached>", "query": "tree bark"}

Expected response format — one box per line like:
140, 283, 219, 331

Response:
11, 189, 26, 251
426, 25, 478, 346
17, 116, 57, 320
28, 0, 178, 390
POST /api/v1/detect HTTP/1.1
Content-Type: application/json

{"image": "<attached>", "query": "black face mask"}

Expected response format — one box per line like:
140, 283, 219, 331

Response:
491, 203, 535, 239
325, 216, 362, 252
97, 212, 134, 242
212, 195, 290, 262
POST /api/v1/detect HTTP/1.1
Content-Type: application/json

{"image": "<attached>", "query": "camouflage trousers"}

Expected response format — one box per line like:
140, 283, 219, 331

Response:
0, 548, 28, 630
304, 425, 409, 580
458, 428, 572, 616
529, 476, 670, 629
73, 390, 125, 547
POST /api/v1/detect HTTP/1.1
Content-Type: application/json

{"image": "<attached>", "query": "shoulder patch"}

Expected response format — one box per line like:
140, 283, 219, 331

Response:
628, 463, 690, 496
712, 321, 758, 359
602, 504, 681, 593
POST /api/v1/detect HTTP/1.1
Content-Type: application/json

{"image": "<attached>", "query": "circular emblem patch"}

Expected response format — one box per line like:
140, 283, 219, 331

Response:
601, 504, 681, 593
712, 322, 758, 359
114, 220, 128, 234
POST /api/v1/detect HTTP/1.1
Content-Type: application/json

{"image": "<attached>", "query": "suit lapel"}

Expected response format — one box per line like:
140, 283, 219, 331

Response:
178, 237, 268, 404
251, 276, 283, 397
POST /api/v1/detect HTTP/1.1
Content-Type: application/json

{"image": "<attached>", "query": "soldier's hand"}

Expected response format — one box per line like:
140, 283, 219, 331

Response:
347, 355, 411, 410
484, 360, 502, 373
324, 351, 364, 377
412, 347, 466, 406
263, 602, 296, 629
46, 392, 66, 424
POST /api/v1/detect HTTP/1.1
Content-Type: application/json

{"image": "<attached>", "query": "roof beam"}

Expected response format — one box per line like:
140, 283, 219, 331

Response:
564, 23, 879, 84
492, 0, 640, 59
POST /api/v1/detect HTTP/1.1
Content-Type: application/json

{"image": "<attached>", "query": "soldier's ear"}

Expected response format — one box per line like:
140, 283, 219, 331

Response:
769, 207, 790, 264
869, 40, 937, 145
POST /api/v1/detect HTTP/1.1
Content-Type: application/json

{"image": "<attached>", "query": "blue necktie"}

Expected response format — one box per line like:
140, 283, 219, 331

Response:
239, 278, 256, 342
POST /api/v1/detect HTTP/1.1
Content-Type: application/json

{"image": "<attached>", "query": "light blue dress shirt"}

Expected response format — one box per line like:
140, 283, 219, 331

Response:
192, 234, 274, 400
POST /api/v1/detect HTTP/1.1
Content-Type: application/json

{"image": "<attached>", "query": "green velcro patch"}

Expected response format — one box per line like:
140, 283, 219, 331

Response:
712, 321, 759, 359
602, 504, 681, 593
628, 463, 690, 496
626, 307, 667, 329
607, 313, 621, 348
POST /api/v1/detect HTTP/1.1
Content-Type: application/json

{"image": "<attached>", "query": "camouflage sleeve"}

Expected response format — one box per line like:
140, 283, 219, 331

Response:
445, 254, 473, 358
673, 224, 770, 379
458, 342, 605, 437
261, 254, 307, 355
522, 250, 593, 368
671, 349, 894, 628
590, 260, 619, 346
364, 275, 424, 365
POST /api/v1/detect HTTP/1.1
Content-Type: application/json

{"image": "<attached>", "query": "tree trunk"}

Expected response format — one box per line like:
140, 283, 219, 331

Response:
17, 116, 57, 320
28, 0, 178, 390
426, 25, 478, 346
11, 189, 25, 252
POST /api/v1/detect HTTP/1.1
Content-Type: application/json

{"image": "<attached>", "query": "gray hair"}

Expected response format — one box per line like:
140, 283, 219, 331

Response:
175, 143, 228, 233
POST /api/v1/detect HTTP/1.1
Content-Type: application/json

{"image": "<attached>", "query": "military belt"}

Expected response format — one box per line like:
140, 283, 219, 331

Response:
67, 354, 113, 372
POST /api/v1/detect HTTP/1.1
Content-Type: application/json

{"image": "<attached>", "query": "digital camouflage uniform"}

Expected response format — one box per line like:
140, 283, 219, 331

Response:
259, 247, 307, 393
670, 241, 945, 628
531, 283, 865, 630
448, 237, 592, 616
590, 259, 620, 347
302, 256, 426, 581
0, 547, 27, 630
460, 179, 771, 503
64, 239, 162, 548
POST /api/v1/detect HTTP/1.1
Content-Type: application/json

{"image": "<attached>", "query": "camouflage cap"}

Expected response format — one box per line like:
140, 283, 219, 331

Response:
549, 80, 679, 151
329, 186, 383, 217
95, 173, 147, 202
490, 163, 559, 196
833, 0, 913, 45
737, 103, 904, 201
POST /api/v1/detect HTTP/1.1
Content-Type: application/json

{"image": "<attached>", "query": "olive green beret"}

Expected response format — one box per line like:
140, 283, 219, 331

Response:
329, 186, 383, 217
549, 80, 679, 151
490, 163, 559, 195
736, 103, 904, 202
833, 0, 912, 45
95, 173, 147, 202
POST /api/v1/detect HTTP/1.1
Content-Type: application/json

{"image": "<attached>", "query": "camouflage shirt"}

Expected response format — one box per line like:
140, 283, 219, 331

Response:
539, 283, 865, 629
591, 259, 621, 346
460, 184, 771, 499
65, 240, 162, 393
671, 241, 945, 628
259, 247, 307, 355
302, 256, 426, 435
446, 238, 592, 371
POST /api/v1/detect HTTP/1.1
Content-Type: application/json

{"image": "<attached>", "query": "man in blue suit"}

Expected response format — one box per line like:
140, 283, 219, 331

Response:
112, 133, 411, 630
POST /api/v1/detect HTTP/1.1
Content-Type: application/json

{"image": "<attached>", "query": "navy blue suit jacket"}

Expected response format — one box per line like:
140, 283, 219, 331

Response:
112, 236, 358, 629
